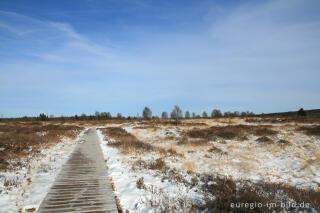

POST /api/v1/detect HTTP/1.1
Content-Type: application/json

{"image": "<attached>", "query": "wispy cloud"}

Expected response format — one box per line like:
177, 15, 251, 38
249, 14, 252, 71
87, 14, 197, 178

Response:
0, 0, 319, 117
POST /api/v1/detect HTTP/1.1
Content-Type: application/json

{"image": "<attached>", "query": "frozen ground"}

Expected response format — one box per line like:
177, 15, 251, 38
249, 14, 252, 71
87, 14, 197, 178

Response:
98, 119, 320, 212
1, 119, 319, 212
124, 121, 320, 190
0, 129, 87, 213
97, 129, 204, 212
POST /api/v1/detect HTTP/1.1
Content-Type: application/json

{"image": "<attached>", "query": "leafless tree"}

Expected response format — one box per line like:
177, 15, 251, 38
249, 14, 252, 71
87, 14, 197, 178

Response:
161, 111, 168, 119
241, 111, 247, 117
248, 111, 255, 117
211, 109, 222, 118
202, 111, 208, 118
233, 111, 240, 117
185, 111, 190, 119
143, 107, 152, 119
101, 112, 112, 119
171, 105, 182, 125
224, 111, 231, 117
95, 111, 100, 118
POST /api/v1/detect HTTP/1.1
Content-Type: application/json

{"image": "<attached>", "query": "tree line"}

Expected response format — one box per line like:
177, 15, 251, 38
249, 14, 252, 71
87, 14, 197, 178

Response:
0, 106, 255, 121
142, 105, 255, 120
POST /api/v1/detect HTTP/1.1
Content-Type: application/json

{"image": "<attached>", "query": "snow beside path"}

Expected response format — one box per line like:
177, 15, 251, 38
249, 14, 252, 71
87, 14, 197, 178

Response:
97, 128, 203, 213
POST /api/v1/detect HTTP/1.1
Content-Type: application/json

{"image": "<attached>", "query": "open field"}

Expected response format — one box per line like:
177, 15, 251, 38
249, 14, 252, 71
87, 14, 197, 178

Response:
0, 117, 320, 212
98, 117, 320, 212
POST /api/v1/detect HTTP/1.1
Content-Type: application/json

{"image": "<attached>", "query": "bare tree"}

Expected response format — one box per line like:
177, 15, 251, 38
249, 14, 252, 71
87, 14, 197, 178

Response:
101, 112, 112, 119
142, 107, 152, 119
233, 111, 240, 117
81, 113, 87, 120
171, 105, 183, 125
161, 111, 168, 119
95, 111, 100, 119
211, 109, 222, 118
224, 111, 231, 117
117, 113, 122, 119
185, 111, 190, 119
240, 111, 247, 117
248, 111, 255, 117
202, 111, 208, 118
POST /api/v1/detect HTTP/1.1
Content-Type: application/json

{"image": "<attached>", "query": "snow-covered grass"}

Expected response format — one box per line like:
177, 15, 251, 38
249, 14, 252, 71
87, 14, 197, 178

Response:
97, 128, 205, 212
123, 120, 320, 190
0, 126, 87, 213
98, 118, 320, 212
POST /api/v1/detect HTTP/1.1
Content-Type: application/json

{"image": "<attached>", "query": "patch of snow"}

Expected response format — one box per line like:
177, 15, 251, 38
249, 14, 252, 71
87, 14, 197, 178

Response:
35, 131, 48, 136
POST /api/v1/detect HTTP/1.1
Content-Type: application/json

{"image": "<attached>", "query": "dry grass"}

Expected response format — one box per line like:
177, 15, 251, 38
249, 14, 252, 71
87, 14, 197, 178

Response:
102, 119, 319, 212
132, 159, 190, 187
132, 120, 207, 130
132, 159, 170, 173
255, 136, 272, 143
183, 161, 195, 173
197, 175, 320, 212
245, 116, 320, 124
0, 121, 82, 171
177, 136, 209, 146
25, 207, 36, 212
109, 178, 124, 213
277, 139, 290, 145
207, 145, 228, 158
298, 125, 320, 136
132, 157, 320, 212
100, 127, 178, 156
149, 158, 167, 170
101, 127, 154, 154
186, 125, 277, 141
136, 177, 145, 189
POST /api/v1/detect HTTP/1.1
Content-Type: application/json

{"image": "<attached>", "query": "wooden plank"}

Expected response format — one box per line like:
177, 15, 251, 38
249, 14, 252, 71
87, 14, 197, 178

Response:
38, 128, 118, 213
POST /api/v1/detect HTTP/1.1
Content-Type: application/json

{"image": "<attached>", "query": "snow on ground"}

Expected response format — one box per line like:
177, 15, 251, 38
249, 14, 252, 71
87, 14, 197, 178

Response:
0, 128, 88, 213
124, 121, 320, 190
97, 128, 204, 212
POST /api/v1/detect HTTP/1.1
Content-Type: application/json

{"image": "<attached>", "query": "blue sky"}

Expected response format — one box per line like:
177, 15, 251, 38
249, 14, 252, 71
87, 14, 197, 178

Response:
0, 0, 320, 117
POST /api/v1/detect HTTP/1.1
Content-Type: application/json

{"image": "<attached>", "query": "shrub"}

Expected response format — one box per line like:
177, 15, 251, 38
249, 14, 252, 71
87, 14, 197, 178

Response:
136, 177, 145, 189
298, 125, 320, 136
187, 125, 277, 140
255, 136, 272, 143
298, 108, 307, 116
278, 139, 290, 145
149, 158, 166, 170
39, 113, 48, 121
197, 176, 320, 212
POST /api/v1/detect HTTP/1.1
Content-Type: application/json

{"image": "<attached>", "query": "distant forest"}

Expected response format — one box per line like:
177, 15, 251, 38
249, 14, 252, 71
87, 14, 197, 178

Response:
1, 107, 319, 122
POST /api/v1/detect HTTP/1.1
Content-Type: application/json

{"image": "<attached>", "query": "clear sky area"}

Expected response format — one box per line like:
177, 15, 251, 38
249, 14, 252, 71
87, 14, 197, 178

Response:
0, 0, 319, 117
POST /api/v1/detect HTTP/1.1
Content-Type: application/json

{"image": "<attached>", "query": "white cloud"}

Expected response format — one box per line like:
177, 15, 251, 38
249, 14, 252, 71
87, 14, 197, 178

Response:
49, 22, 84, 40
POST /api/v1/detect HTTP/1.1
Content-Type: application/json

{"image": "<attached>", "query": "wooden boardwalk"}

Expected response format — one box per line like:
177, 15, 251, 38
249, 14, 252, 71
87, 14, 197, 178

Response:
38, 128, 118, 213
